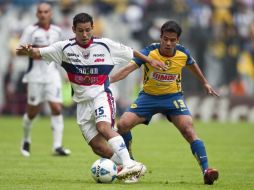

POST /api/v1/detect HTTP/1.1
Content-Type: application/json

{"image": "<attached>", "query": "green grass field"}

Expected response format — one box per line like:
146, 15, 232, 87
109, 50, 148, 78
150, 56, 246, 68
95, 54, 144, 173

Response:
0, 116, 253, 190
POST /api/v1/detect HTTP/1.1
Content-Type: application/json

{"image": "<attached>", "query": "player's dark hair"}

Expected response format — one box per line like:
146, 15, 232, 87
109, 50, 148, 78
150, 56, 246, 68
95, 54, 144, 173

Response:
73, 13, 93, 28
161, 20, 182, 37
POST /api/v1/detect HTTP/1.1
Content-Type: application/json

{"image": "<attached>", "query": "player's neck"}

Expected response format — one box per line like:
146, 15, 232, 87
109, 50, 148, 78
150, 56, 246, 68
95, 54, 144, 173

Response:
38, 23, 50, 30
159, 48, 175, 57
75, 38, 93, 48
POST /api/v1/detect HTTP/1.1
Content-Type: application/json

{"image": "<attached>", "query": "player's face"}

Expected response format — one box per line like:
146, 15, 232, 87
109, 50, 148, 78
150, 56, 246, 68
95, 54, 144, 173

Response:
73, 22, 93, 46
160, 31, 179, 57
36, 3, 52, 27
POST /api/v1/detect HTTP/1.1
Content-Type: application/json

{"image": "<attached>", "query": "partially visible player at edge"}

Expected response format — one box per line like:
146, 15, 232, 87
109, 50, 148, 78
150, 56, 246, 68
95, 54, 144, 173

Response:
16, 13, 167, 181
110, 20, 219, 185
17, 2, 70, 157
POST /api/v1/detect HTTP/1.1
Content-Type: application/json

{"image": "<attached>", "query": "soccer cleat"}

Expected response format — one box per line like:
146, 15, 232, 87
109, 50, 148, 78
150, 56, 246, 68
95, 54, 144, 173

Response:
21, 141, 30, 157
117, 161, 146, 180
204, 168, 219, 185
124, 176, 139, 183
117, 165, 140, 183
53, 147, 71, 156
136, 163, 147, 177
124, 164, 147, 183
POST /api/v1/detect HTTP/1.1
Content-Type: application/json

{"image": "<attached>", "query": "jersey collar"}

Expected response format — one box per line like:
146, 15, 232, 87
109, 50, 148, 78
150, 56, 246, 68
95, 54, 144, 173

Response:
75, 37, 93, 48
35, 23, 51, 31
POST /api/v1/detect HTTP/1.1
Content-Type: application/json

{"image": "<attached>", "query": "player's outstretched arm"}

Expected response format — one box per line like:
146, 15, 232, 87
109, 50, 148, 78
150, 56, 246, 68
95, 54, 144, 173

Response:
133, 50, 168, 71
187, 63, 220, 97
110, 62, 138, 83
16, 45, 41, 59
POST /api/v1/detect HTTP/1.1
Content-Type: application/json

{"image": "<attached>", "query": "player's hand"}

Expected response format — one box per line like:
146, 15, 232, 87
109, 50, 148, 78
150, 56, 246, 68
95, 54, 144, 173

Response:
204, 83, 220, 97
16, 44, 33, 56
149, 59, 168, 71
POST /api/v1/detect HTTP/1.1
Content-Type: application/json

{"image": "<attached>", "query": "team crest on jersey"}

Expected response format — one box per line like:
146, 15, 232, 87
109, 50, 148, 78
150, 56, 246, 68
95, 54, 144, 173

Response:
152, 72, 177, 82
130, 104, 137, 108
165, 60, 172, 67
82, 50, 90, 59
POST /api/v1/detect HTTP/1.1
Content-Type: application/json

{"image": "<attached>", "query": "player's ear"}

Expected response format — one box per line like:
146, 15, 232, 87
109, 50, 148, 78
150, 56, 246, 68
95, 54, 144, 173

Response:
72, 26, 75, 33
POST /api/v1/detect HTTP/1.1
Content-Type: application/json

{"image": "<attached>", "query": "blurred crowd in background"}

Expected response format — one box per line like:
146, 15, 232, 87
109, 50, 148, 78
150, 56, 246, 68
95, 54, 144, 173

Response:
0, 0, 254, 116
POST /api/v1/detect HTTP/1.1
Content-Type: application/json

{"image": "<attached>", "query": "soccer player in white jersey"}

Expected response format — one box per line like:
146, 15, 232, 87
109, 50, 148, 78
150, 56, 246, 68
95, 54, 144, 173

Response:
17, 2, 70, 157
17, 12, 167, 181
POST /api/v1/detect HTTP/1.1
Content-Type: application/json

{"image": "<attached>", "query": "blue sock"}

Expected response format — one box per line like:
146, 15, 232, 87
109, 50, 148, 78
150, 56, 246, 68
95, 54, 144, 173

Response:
191, 139, 209, 174
121, 131, 134, 160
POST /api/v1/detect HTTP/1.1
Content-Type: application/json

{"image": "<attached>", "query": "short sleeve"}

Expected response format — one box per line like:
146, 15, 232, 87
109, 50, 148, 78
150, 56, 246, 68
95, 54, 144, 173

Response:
133, 43, 159, 67
184, 48, 195, 65
19, 25, 34, 45
103, 38, 134, 65
176, 45, 195, 65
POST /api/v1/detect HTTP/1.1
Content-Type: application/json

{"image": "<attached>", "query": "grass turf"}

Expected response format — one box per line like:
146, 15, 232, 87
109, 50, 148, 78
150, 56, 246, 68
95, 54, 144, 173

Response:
0, 116, 253, 190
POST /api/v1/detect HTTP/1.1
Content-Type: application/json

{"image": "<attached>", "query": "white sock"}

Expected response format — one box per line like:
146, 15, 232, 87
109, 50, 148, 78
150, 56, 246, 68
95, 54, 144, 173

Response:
51, 115, 64, 149
108, 136, 133, 166
22, 113, 34, 143
110, 153, 123, 165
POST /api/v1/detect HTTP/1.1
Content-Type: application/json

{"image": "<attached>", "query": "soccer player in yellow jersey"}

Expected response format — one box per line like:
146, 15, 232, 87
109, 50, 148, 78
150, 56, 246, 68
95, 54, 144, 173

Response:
110, 20, 219, 185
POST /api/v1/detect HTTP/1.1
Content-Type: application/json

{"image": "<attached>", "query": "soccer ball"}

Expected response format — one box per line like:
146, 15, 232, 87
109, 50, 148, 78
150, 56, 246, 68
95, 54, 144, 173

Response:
90, 158, 117, 183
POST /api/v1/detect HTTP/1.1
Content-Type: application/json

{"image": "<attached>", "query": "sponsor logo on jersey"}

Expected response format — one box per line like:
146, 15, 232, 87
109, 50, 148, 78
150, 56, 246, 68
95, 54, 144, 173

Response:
67, 53, 79, 57
68, 58, 81, 63
152, 72, 177, 82
93, 54, 105, 57
34, 37, 45, 45
82, 50, 90, 59
94, 58, 105, 63
130, 103, 137, 108
74, 75, 99, 85
78, 67, 98, 74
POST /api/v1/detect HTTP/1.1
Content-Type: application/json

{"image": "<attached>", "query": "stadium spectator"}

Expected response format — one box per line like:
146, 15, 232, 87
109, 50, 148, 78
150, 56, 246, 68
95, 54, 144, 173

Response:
236, 39, 254, 96
110, 20, 219, 185
16, 12, 167, 181
17, 2, 70, 157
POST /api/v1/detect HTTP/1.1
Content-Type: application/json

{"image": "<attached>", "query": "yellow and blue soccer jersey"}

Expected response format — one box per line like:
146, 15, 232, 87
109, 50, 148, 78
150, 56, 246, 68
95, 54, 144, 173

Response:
132, 43, 195, 95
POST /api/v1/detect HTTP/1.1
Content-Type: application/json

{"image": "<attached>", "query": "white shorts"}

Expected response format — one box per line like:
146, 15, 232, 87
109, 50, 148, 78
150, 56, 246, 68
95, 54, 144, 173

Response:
27, 82, 62, 105
77, 91, 116, 143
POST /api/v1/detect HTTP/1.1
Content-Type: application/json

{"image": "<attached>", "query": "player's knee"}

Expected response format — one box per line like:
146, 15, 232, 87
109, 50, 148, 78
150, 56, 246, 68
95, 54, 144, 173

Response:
51, 107, 61, 115
49, 102, 62, 115
178, 119, 196, 140
117, 120, 131, 134
27, 110, 38, 119
181, 125, 197, 142
52, 110, 61, 115
96, 122, 111, 135
91, 143, 112, 158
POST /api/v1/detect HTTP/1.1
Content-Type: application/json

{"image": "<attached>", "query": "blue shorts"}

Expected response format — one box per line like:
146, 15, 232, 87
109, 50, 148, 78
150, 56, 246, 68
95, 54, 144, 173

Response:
127, 91, 191, 125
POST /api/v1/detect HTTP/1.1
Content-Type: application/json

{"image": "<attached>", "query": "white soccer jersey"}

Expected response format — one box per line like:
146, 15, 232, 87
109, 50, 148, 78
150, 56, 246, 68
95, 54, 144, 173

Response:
19, 24, 62, 83
39, 37, 134, 102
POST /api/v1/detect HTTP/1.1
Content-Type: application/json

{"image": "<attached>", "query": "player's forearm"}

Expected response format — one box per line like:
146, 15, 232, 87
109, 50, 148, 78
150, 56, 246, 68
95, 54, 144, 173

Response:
110, 72, 125, 83
133, 50, 167, 70
188, 63, 209, 85
110, 62, 138, 83
133, 50, 152, 64
110, 68, 131, 83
